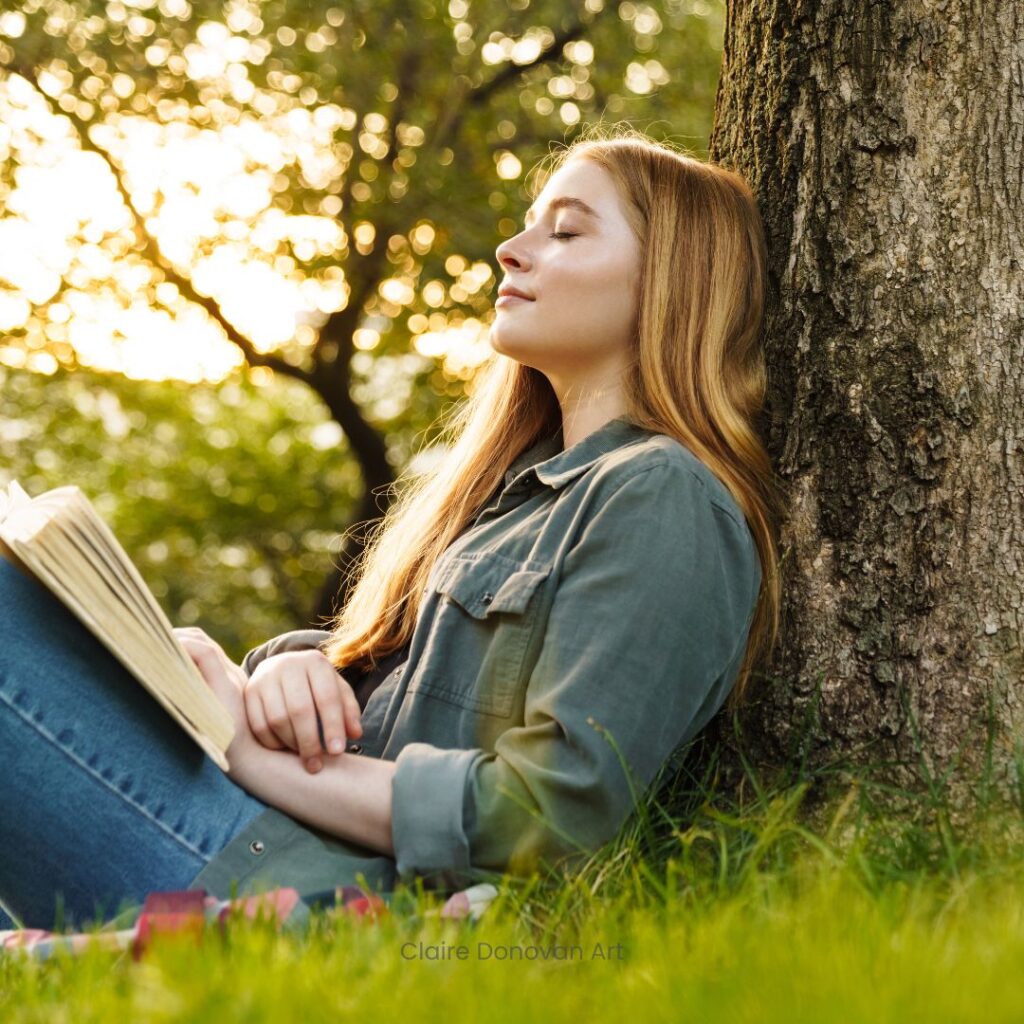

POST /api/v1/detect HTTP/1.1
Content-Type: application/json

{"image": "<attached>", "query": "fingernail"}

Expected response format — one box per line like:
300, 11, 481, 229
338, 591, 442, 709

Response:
308, 758, 322, 772
328, 739, 343, 754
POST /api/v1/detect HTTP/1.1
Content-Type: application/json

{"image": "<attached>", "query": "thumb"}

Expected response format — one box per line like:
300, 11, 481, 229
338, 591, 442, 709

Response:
180, 637, 235, 703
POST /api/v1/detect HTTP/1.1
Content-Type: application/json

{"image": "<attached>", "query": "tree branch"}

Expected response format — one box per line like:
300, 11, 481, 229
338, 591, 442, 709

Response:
430, 15, 592, 155
1, 61, 313, 385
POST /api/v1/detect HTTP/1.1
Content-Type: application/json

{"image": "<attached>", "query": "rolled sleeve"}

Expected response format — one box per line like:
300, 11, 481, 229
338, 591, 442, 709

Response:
240, 629, 335, 677
391, 460, 761, 884
390, 742, 488, 884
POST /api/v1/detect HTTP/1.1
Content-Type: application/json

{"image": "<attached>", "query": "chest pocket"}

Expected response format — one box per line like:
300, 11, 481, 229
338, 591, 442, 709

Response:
413, 550, 550, 718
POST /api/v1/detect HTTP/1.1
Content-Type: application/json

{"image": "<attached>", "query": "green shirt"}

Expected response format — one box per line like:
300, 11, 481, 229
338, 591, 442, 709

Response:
187, 415, 761, 903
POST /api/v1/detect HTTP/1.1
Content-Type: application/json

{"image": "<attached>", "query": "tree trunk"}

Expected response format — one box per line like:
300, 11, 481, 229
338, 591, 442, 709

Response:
706, 0, 1023, 820
310, 500, 388, 626
307, 368, 396, 627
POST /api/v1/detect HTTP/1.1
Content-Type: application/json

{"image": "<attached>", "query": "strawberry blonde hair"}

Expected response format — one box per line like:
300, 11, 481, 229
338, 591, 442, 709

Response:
322, 125, 786, 712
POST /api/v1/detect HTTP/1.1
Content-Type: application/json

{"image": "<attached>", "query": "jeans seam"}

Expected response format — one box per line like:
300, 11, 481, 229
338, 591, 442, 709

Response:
0, 689, 211, 866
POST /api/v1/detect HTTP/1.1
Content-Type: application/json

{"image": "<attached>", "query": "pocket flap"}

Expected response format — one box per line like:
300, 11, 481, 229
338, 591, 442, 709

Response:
489, 568, 549, 615
438, 552, 549, 619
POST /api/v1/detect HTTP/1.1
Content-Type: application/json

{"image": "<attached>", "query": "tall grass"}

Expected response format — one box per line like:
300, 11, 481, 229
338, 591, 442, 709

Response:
2, 688, 1023, 1023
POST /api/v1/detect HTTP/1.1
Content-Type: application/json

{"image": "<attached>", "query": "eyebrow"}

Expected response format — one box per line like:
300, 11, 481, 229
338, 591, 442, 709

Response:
524, 196, 602, 225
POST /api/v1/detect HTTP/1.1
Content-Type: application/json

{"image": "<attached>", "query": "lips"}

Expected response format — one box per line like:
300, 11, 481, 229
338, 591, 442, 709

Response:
497, 285, 535, 301
495, 293, 533, 311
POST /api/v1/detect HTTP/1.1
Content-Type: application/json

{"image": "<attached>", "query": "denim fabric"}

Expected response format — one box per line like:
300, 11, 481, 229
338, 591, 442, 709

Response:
0, 557, 269, 931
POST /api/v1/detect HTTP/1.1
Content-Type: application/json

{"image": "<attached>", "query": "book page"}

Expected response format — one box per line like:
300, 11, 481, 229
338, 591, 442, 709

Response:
0, 480, 31, 520
49, 515, 183, 669
0, 482, 234, 770
65, 489, 199, 675
40, 525, 210, 726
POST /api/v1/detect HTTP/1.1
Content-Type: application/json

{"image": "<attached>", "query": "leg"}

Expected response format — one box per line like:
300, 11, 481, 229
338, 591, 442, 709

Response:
0, 557, 270, 931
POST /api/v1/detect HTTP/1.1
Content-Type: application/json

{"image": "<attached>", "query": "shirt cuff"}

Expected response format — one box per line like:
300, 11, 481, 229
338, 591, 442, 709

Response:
240, 629, 335, 677
390, 742, 486, 884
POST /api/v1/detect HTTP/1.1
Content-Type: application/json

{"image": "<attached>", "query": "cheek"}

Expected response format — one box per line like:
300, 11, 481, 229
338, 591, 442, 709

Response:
553, 249, 623, 291
556, 245, 639, 310
554, 255, 638, 328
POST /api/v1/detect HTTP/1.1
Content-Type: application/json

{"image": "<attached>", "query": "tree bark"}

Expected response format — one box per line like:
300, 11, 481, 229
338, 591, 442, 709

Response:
706, 0, 1023, 820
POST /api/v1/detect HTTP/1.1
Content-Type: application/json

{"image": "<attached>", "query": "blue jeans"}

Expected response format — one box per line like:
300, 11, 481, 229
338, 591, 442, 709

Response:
0, 557, 270, 932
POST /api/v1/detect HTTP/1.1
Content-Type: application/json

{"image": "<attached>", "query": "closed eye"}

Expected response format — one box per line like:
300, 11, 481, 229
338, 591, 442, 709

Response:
549, 232, 578, 241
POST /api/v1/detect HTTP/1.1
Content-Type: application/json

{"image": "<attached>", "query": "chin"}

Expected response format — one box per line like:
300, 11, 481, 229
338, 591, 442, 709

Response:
488, 324, 519, 354
488, 329, 546, 371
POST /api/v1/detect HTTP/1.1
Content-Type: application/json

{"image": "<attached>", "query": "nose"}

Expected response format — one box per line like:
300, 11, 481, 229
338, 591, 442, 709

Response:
495, 233, 531, 272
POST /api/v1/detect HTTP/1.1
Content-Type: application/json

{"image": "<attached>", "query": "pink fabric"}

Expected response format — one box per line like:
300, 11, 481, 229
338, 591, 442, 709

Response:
0, 882, 497, 962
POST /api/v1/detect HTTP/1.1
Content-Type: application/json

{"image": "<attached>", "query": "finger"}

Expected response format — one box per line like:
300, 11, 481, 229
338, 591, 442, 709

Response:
337, 676, 363, 743
177, 635, 224, 673
177, 638, 247, 729
281, 669, 325, 763
174, 627, 216, 650
184, 637, 248, 702
179, 637, 227, 683
260, 682, 299, 753
307, 665, 352, 756
243, 684, 286, 750
177, 634, 211, 655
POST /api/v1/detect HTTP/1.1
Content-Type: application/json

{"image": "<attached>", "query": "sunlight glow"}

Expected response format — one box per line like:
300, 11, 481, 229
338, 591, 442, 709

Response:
414, 317, 492, 378
0, 74, 363, 383
495, 151, 522, 180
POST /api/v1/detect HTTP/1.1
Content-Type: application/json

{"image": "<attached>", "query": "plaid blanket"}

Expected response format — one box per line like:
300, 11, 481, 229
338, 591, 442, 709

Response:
0, 883, 498, 963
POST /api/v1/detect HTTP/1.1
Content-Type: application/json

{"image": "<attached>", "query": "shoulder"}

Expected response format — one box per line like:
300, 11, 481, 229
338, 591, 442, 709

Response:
562, 435, 762, 616
589, 431, 749, 532
584, 434, 762, 607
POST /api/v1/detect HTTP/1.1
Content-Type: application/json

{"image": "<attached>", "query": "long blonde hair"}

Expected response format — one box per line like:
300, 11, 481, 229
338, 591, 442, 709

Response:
322, 125, 786, 713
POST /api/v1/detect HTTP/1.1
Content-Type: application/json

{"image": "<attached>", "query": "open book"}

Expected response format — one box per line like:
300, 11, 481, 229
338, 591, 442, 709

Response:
0, 480, 235, 771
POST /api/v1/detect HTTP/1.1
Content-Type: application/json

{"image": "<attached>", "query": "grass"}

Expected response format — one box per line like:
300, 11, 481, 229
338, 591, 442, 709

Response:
3, 697, 1024, 1022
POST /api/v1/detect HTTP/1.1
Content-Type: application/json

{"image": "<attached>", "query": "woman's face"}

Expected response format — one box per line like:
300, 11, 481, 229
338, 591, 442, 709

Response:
490, 158, 642, 388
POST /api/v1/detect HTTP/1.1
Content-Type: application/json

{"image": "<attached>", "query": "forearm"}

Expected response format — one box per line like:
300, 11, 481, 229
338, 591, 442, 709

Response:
235, 746, 397, 857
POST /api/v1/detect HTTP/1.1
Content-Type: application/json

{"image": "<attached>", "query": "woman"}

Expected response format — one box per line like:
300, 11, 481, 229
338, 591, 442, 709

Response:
0, 127, 784, 931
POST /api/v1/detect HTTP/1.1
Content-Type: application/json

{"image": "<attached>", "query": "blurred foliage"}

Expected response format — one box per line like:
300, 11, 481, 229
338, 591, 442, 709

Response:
0, 362, 450, 660
0, 0, 725, 381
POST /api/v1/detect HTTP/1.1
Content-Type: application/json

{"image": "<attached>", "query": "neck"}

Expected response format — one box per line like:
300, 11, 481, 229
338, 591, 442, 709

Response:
558, 391, 629, 450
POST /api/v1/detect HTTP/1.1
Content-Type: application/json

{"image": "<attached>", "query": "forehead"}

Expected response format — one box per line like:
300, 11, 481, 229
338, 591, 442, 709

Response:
524, 159, 617, 224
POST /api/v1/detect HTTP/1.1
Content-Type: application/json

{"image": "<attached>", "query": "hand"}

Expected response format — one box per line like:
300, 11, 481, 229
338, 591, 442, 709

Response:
172, 626, 262, 785
243, 649, 363, 773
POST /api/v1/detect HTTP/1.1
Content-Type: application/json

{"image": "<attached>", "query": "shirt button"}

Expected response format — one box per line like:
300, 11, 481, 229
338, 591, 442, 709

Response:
249, 840, 265, 855
348, 742, 363, 754
481, 592, 493, 605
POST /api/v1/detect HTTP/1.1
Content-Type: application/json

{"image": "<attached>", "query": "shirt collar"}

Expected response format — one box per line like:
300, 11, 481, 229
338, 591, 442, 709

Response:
506, 415, 654, 491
